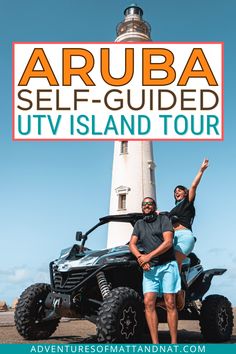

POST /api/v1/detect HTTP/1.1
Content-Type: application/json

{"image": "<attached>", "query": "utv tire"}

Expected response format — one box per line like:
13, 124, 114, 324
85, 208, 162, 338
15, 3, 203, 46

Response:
96, 287, 144, 343
200, 295, 233, 342
15, 283, 60, 340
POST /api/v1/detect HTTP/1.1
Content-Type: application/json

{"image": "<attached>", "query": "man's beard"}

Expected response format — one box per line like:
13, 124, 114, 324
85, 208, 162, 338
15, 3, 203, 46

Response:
143, 212, 157, 223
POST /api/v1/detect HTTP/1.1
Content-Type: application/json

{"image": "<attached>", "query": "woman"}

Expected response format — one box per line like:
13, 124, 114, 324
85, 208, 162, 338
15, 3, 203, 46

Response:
169, 158, 209, 271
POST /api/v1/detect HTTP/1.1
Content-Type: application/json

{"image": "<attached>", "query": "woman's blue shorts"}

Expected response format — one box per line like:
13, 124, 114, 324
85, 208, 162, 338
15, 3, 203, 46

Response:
143, 260, 181, 295
174, 229, 195, 256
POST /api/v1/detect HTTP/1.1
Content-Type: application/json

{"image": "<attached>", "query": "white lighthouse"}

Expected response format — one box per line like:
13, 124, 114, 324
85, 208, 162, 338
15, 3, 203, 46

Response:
107, 4, 156, 248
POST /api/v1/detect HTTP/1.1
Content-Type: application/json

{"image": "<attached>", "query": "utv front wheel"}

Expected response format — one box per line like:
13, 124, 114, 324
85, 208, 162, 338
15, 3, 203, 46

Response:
15, 283, 60, 340
200, 295, 233, 342
96, 287, 144, 343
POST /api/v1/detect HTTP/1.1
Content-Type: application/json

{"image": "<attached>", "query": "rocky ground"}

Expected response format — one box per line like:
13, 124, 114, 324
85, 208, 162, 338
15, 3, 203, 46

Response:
0, 310, 235, 344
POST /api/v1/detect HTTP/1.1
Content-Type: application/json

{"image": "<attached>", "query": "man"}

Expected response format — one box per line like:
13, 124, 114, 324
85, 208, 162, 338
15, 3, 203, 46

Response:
129, 197, 181, 344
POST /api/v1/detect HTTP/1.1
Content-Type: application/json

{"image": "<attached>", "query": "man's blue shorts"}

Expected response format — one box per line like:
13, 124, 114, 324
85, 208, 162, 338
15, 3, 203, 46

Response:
143, 260, 181, 295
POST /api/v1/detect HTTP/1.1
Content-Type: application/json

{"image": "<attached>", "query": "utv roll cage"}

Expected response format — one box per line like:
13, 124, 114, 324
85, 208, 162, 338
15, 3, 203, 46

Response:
77, 213, 143, 249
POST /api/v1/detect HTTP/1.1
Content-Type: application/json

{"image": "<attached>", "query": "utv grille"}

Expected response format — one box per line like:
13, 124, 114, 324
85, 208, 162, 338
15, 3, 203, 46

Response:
50, 264, 101, 293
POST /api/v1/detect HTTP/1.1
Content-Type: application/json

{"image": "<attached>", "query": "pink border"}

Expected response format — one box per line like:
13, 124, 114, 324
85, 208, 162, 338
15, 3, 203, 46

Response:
12, 42, 224, 142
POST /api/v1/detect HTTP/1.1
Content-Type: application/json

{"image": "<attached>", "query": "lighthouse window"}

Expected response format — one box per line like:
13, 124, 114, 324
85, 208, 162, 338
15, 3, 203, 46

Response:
118, 194, 126, 210
150, 168, 155, 185
120, 141, 128, 154
147, 161, 156, 185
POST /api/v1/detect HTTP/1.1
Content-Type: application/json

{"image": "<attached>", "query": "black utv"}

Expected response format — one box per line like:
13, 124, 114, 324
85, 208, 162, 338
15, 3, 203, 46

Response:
15, 213, 234, 343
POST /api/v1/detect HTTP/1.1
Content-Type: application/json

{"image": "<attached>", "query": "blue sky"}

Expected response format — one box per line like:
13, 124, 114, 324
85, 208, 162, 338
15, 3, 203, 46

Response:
0, 0, 236, 307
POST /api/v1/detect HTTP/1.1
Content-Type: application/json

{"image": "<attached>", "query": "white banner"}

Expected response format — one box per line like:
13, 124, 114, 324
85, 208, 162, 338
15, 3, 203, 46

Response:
13, 42, 223, 140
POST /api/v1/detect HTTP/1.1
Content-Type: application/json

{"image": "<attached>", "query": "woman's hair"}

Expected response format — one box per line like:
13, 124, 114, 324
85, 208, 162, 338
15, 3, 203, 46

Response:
174, 185, 188, 204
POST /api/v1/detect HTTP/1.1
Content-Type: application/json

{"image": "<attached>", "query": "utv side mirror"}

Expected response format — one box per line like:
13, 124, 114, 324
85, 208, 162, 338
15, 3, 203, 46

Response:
76, 231, 83, 241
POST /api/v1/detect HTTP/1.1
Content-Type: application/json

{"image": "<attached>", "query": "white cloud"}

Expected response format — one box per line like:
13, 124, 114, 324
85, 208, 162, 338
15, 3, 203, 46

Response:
8, 268, 30, 283
0, 264, 51, 305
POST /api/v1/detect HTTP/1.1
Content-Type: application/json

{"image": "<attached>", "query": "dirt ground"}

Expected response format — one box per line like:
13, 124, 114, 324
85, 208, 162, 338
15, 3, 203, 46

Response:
0, 310, 235, 344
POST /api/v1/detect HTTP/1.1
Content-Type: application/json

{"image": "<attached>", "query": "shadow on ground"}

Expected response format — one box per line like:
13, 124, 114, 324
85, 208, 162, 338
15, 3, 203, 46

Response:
48, 331, 236, 344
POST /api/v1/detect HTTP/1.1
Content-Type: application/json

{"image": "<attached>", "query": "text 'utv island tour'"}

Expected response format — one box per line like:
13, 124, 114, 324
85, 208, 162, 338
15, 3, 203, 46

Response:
15, 213, 234, 343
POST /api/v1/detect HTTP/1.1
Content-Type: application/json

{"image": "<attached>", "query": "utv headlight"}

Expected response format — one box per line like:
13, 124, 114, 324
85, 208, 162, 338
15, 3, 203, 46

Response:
96, 255, 131, 265
78, 256, 100, 266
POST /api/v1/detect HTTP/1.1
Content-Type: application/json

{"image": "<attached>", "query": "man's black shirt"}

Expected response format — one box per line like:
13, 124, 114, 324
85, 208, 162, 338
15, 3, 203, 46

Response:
132, 214, 175, 266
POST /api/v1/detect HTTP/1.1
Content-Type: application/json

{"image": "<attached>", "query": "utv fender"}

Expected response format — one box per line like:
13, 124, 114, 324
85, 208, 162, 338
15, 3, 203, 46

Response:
201, 268, 227, 296
202, 268, 226, 284
203, 268, 226, 277
188, 268, 226, 301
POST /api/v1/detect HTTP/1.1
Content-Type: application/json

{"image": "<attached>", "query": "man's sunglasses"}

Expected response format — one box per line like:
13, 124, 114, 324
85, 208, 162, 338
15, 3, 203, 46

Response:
142, 201, 154, 206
